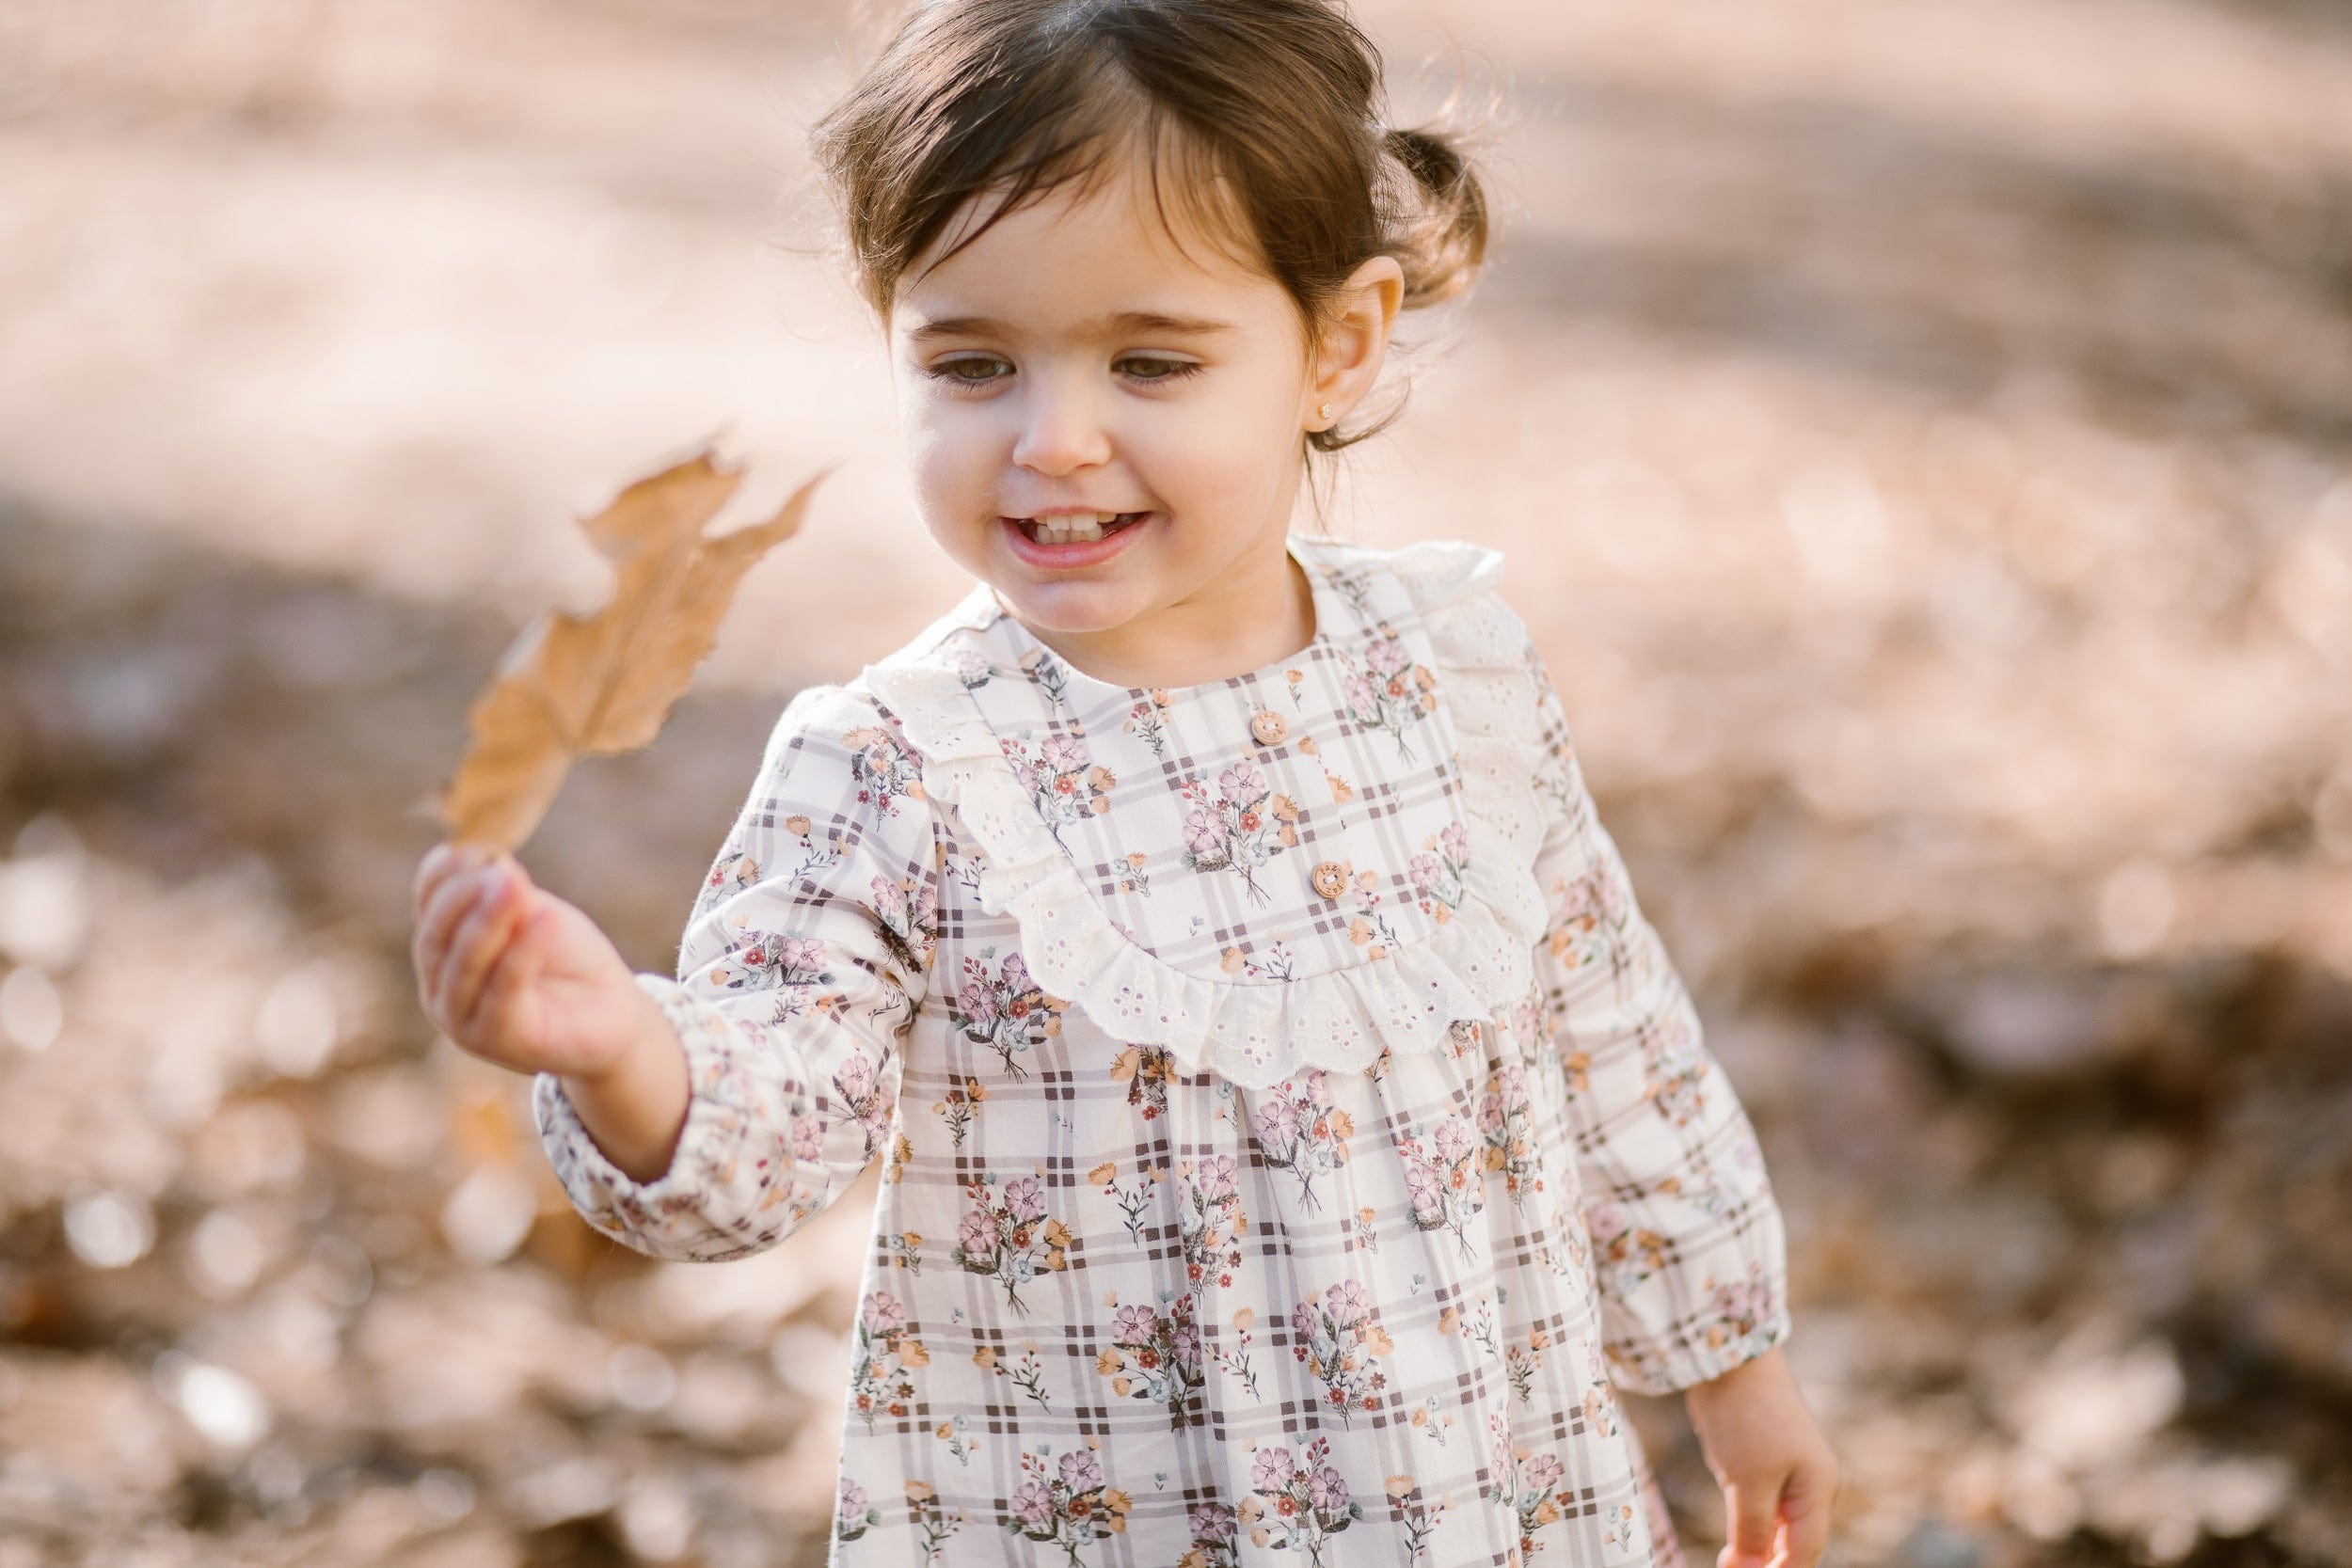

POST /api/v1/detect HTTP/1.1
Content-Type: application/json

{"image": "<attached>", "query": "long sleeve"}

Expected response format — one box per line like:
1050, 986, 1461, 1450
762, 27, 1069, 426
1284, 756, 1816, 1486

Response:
1520, 638, 1792, 1396
532, 682, 944, 1264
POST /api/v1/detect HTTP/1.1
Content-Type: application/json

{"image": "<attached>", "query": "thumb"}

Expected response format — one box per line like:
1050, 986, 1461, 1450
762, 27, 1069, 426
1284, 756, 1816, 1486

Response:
1717, 1477, 1781, 1568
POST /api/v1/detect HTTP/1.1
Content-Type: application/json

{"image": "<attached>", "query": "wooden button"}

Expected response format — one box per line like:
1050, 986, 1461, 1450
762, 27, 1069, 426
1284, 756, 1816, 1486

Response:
1249, 709, 1288, 745
1311, 860, 1348, 900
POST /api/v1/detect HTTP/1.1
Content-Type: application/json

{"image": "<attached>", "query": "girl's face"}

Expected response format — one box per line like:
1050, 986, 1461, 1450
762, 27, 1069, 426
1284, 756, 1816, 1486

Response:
887, 146, 1395, 688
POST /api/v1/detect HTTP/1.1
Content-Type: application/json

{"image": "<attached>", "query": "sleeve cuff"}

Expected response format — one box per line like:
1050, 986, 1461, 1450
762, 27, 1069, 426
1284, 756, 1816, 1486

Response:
529, 973, 748, 1251
1603, 1298, 1794, 1397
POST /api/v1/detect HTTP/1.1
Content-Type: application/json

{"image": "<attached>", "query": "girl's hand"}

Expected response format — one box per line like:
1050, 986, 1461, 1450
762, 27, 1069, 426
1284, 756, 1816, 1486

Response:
410, 841, 647, 1081
1682, 1346, 1839, 1568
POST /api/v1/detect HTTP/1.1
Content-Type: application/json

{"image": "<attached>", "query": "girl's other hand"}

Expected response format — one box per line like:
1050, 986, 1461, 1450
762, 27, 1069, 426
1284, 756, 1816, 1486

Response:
1682, 1346, 1839, 1568
410, 842, 647, 1081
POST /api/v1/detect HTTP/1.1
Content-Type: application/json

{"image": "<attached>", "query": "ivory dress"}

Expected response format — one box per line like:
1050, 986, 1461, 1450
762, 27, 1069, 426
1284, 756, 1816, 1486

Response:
533, 531, 1793, 1568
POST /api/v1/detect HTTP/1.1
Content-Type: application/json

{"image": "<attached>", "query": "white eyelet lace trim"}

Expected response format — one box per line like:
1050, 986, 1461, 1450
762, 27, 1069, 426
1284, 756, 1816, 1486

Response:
859, 539, 1552, 1090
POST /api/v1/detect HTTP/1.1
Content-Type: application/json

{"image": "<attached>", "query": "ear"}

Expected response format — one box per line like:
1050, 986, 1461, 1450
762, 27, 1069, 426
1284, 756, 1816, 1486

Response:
1305, 255, 1406, 431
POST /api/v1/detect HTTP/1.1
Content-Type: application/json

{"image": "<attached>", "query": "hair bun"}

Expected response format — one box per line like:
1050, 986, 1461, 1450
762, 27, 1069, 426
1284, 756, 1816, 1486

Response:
1380, 122, 1488, 312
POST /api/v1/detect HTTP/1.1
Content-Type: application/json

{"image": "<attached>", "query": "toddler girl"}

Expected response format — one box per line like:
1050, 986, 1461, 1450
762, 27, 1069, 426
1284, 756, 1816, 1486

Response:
412, 2, 1837, 1563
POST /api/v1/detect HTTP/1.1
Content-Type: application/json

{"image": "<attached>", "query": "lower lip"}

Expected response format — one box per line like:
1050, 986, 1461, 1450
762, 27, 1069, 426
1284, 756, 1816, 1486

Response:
1003, 513, 1151, 569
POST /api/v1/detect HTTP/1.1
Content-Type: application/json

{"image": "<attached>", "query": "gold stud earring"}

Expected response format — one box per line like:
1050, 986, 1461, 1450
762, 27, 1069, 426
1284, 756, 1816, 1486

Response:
1318, 402, 1332, 422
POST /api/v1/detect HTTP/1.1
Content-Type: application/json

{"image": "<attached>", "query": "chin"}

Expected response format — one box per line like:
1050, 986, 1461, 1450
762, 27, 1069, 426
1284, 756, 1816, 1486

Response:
994, 580, 1144, 634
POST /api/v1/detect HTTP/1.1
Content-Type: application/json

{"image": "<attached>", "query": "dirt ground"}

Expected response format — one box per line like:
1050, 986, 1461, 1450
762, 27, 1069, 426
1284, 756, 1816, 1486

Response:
1, 0, 2348, 1564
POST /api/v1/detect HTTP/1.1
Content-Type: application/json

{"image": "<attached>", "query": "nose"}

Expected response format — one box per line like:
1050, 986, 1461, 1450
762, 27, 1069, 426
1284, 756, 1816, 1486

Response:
1010, 368, 1111, 476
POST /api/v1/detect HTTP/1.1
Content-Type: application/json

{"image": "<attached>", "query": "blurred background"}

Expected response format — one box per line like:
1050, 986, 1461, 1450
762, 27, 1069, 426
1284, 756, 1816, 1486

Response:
2, 0, 2348, 1563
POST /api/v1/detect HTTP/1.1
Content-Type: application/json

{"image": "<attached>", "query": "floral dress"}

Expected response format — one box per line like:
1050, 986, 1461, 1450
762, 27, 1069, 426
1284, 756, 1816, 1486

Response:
533, 531, 1793, 1568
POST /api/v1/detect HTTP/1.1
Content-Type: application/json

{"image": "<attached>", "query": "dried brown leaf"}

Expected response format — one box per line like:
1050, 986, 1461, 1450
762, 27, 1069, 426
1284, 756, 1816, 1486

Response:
433, 443, 833, 848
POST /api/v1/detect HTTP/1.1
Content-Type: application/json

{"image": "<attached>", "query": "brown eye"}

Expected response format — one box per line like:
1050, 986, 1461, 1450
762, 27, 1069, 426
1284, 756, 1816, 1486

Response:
932, 357, 1007, 385
1120, 357, 1203, 384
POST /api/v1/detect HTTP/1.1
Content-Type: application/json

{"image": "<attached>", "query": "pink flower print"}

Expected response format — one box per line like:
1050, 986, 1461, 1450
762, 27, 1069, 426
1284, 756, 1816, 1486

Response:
1407, 819, 1473, 920
867, 871, 941, 977
1287, 1281, 1392, 1428
1002, 1175, 1046, 1223
848, 1289, 926, 1433
846, 722, 925, 820
790, 1117, 825, 1164
1186, 1498, 1240, 1565
860, 1289, 906, 1336
1398, 1112, 1486, 1261
1547, 865, 1629, 974
956, 947, 1059, 1080
951, 1174, 1070, 1312
1340, 634, 1436, 762
835, 1053, 875, 1101
1251, 1072, 1352, 1210
1101, 1294, 1206, 1414
1479, 1064, 1540, 1210
1001, 732, 1114, 845
1486, 1423, 1581, 1560
1013, 1480, 1056, 1530
1179, 1158, 1246, 1291
714, 928, 826, 993
1058, 1448, 1104, 1494
1245, 1434, 1364, 1565
693, 849, 760, 919
1176, 760, 1295, 906
1324, 1279, 1371, 1328
1197, 1156, 1237, 1202
1003, 1440, 1133, 1557
948, 644, 993, 689
1184, 807, 1226, 861
822, 1048, 892, 1162
1583, 1201, 1663, 1323
836, 1476, 880, 1542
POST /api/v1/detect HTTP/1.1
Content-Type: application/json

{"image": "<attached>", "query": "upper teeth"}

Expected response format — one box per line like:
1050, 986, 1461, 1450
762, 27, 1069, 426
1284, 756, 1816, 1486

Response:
1025, 513, 1127, 541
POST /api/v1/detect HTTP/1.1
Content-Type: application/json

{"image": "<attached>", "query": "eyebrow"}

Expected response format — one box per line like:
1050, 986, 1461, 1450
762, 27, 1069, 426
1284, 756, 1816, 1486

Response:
904, 309, 1241, 344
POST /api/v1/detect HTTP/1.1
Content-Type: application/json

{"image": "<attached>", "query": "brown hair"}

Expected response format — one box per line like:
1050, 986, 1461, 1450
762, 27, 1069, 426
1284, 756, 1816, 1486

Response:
804, 0, 1496, 488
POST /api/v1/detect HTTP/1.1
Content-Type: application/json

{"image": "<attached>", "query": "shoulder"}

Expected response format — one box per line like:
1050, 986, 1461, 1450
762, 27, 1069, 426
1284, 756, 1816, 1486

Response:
743, 680, 931, 803
1301, 533, 1535, 675
1299, 532, 1513, 617
756, 580, 1004, 770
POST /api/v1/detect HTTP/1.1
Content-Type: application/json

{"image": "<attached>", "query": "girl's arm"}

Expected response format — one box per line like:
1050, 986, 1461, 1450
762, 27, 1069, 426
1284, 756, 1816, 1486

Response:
531, 682, 942, 1264
1521, 638, 1794, 1397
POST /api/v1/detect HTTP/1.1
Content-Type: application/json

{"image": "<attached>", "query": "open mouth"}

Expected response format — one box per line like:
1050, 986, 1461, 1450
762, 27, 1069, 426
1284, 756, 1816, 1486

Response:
1009, 512, 1150, 545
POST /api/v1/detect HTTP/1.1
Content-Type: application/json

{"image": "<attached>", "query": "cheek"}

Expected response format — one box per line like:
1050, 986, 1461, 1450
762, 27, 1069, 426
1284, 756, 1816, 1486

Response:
1142, 384, 1298, 486
903, 406, 991, 502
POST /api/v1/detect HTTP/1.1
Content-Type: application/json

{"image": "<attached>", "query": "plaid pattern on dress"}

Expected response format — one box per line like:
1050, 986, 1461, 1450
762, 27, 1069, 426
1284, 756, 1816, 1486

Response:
533, 531, 1791, 1567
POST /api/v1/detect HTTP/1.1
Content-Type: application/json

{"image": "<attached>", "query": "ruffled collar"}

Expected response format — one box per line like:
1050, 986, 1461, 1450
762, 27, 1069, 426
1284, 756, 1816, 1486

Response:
861, 532, 1551, 1088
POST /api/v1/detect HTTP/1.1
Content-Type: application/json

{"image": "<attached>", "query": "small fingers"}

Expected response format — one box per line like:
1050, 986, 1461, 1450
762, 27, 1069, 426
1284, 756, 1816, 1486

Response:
469, 899, 548, 1058
415, 840, 493, 914
442, 864, 530, 1036
412, 845, 496, 986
